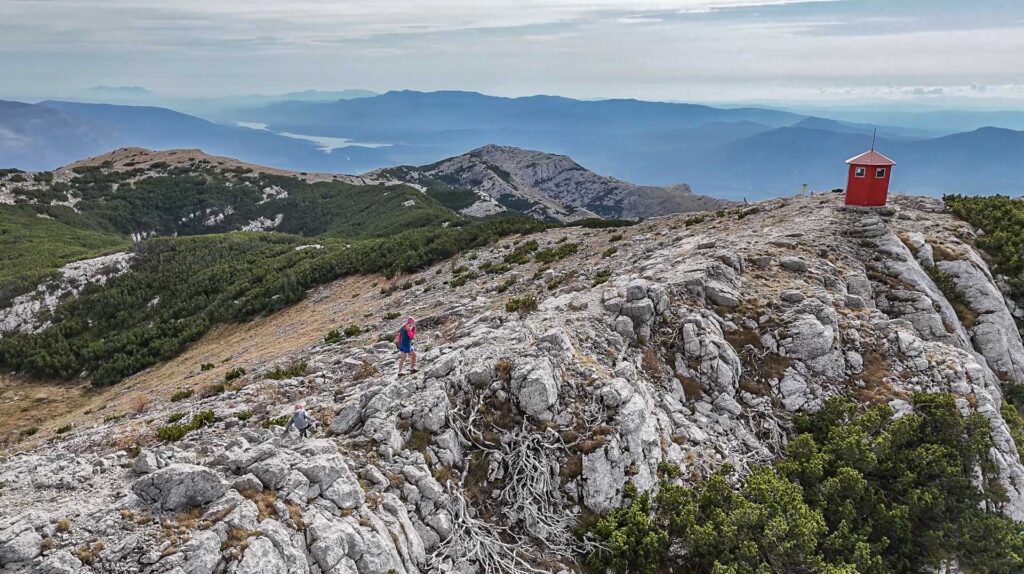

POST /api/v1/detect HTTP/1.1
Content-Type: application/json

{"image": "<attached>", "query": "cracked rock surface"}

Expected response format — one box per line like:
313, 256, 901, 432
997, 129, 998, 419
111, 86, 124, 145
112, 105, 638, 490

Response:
1, 192, 1023, 572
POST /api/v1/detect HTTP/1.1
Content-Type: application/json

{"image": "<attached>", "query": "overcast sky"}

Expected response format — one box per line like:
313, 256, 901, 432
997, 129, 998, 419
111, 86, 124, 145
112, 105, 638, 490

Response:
2, 0, 1023, 107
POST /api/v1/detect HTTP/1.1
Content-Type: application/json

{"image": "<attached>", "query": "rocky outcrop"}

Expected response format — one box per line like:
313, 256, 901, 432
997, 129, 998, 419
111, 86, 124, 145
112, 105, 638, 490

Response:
131, 464, 227, 510
371, 144, 731, 221
1, 193, 1023, 572
0, 522, 42, 567
0, 252, 133, 334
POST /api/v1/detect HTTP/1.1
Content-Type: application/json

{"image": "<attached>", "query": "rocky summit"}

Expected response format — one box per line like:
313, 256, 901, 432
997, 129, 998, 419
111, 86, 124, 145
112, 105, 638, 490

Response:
1, 192, 1023, 573
372, 144, 730, 222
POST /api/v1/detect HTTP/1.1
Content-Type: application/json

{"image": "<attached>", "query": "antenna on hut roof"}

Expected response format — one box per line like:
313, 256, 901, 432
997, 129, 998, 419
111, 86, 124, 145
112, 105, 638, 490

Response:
870, 128, 877, 151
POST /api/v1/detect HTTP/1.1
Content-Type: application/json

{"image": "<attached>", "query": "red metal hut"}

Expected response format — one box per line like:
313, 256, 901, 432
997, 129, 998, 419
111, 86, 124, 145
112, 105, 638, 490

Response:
845, 148, 895, 206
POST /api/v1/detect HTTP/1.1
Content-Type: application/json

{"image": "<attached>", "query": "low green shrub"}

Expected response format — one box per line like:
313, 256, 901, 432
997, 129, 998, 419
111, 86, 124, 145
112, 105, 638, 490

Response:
55, 424, 72, 434
170, 389, 193, 402
156, 409, 216, 442
200, 362, 214, 371
584, 394, 1024, 573
449, 272, 480, 288
592, 269, 611, 286
201, 382, 227, 397
505, 295, 538, 315
656, 461, 680, 478
261, 415, 290, 429
496, 276, 517, 293
570, 218, 636, 229
503, 240, 539, 264
266, 361, 307, 380
684, 213, 709, 226
535, 242, 578, 264
224, 367, 245, 382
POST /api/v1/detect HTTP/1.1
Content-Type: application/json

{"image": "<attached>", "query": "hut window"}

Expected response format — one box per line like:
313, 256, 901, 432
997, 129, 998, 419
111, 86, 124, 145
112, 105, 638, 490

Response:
854, 167, 866, 177
875, 167, 887, 178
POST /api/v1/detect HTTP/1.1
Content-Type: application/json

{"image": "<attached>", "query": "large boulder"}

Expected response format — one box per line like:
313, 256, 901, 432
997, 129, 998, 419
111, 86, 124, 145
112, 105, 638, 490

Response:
321, 468, 365, 510
515, 361, 559, 417
29, 549, 81, 573
259, 519, 307, 574
295, 454, 347, 491
330, 404, 362, 435
235, 537, 286, 574
132, 464, 227, 510
173, 529, 221, 574
582, 442, 625, 514
0, 521, 42, 566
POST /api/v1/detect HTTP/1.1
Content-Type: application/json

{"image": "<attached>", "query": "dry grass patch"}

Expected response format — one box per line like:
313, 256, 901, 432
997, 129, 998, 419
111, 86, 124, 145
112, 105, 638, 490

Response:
353, 359, 379, 381
285, 503, 306, 530
222, 527, 259, 553
853, 347, 895, 404
75, 541, 104, 565
724, 327, 763, 350
929, 241, 961, 262
560, 454, 583, 484
494, 358, 513, 383
128, 394, 151, 414
405, 429, 432, 452
677, 374, 703, 401
173, 507, 205, 530
433, 466, 453, 484
577, 437, 606, 454
641, 347, 664, 377
108, 424, 155, 454
239, 489, 278, 521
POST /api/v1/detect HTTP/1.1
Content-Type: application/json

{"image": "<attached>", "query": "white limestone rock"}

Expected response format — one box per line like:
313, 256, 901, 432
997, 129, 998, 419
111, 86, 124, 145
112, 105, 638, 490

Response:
131, 464, 227, 511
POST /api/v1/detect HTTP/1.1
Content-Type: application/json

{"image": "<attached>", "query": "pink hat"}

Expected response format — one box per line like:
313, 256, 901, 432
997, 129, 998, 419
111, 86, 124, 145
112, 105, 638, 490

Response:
294, 403, 304, 409
406, 317, 416, 324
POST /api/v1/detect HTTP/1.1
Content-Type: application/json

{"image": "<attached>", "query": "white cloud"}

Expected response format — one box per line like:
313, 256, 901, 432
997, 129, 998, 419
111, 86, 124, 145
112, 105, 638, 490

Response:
613, 17, 666, 24
0, 0, 1021, 105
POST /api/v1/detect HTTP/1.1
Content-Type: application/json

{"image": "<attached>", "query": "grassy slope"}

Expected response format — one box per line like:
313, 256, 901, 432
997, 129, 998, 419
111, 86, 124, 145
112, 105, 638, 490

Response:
0, 204, 129, 305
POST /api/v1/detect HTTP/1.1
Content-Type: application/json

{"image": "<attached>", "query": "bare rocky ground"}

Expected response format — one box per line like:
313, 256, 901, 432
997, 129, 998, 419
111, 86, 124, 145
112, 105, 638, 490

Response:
2, 192, 1023, 573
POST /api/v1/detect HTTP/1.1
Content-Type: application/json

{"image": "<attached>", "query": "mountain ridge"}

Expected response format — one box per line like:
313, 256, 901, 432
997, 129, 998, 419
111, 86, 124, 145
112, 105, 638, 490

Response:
373, 143, 731, 221
3, 93, 1024, 200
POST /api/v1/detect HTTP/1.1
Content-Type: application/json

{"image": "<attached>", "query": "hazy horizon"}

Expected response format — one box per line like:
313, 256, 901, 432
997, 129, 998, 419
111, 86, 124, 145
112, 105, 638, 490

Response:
2, 0, 1023, 111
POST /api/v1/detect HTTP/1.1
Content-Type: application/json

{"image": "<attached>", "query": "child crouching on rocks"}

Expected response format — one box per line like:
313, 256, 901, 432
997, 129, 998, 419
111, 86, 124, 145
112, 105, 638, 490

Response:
284, 403, 317, 439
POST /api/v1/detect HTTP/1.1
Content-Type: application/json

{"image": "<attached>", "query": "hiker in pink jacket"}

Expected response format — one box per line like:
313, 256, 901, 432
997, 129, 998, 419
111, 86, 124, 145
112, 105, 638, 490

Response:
395, 317, 417, 376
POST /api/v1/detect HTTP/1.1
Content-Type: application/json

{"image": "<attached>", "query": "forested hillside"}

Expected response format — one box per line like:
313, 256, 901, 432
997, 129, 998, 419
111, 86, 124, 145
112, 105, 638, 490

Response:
0, 219, 544, 385
0, 202, 128, 307
0, 155, 548, 385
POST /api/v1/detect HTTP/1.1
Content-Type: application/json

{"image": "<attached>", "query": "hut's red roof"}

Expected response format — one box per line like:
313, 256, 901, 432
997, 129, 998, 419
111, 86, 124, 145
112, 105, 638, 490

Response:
846, 150, 895, 166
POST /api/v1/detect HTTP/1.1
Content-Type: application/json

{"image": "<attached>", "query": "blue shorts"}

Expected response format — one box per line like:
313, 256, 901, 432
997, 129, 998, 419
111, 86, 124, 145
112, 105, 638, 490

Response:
399, 342, 413, 353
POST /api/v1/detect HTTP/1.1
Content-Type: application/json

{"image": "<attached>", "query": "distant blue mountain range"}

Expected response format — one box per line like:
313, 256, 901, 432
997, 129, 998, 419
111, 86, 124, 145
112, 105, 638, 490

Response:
1, 91, 1022, 200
